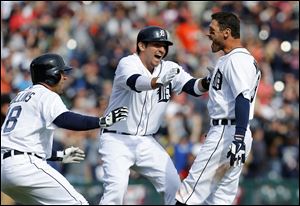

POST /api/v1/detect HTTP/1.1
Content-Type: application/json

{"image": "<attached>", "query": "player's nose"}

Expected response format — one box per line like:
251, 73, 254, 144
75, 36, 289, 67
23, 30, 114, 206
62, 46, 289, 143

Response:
62, 74, 68, 80
157, 46, 166, 55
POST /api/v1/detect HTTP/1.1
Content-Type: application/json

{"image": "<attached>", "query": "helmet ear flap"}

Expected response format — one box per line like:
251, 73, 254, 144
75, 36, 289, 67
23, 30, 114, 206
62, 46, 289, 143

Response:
44, 79, 55, 86
164, 46, 169, 58
44, 68, 62, 86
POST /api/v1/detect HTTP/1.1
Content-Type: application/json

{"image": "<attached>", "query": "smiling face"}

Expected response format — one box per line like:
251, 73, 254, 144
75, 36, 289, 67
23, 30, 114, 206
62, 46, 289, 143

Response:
207, 19, 226, 53
138, 41, 168, 71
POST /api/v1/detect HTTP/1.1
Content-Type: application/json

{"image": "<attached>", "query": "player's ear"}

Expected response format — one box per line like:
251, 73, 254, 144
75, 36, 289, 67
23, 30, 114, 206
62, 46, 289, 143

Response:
224, 28, 231, 38
138, 42, 146, 52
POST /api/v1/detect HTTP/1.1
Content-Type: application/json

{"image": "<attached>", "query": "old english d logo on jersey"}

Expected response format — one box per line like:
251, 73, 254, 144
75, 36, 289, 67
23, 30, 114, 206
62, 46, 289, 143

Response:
212, 69, 222, 90
157, 84, 171, 103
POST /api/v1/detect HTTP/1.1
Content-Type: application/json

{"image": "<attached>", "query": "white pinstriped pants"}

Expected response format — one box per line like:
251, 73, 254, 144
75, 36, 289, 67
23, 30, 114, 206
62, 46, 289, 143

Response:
1, 152, 88, 205
176, 125, 252, 205
98, 133, 181, 205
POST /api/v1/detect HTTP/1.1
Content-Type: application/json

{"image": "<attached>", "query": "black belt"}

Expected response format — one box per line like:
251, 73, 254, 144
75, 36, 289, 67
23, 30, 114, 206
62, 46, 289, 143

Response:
103, 129, 131, 135
211, 119, 236, 126
3, 150, 43, 160
102, 129, 154, 136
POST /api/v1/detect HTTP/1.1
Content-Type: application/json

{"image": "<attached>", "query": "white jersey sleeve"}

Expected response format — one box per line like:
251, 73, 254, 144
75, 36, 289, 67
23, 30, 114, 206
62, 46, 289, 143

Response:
40, 90, 69, 129
224, 53, 259, 101
114, 54, 146, 91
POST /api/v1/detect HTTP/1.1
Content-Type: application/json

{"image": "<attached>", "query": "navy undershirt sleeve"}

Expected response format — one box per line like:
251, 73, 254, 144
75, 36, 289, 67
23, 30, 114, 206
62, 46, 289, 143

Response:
235, 93, 250, 136
182, 79, 201, 97
126, 74, 142, 92
53, 111, 100, 131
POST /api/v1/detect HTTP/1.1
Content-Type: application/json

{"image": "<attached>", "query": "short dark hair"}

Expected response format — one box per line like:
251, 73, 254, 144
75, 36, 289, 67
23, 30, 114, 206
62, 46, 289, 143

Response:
211, 12, 240, 39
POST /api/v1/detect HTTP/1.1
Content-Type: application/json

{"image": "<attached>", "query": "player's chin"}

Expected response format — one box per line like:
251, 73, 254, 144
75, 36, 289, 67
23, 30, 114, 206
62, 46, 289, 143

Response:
211, 44, 220, 53
57, 87, 65, 94
152, 57, 161, 66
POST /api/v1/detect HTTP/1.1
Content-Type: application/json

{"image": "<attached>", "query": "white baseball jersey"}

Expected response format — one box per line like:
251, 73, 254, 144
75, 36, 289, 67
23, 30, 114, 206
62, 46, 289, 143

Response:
1, 84, 88, 205
98, 53, 195, 205
104, 53, 194, 135
176, 48, 261, 204
1, 84, 68, 159
208, 48, 261, 120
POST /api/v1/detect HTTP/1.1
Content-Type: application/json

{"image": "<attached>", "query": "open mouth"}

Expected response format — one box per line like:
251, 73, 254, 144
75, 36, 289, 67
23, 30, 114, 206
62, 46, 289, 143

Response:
154, 54, 162, 60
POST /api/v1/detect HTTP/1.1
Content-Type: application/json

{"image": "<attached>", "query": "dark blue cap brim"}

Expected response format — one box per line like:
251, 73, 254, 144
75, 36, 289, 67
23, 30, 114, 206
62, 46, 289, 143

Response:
63, 66, 73, 71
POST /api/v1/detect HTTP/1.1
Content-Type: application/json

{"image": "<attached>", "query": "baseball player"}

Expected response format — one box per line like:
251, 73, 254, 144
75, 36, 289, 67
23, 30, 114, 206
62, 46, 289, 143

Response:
1, 53, 128, 205
98, 26, 211, 205
175, 12, 261, 205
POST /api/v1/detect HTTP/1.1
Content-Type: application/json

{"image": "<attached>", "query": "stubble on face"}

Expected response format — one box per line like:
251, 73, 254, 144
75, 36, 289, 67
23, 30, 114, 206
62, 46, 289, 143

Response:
145, 42, 166, 70
208, 20, 224, 53
54, 74, 66, 94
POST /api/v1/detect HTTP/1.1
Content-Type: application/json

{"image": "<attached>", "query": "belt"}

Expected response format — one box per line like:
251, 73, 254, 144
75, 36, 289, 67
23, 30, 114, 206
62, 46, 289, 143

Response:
103, 129, 131, 135
102, 129, 154, 136
211, 119, 236, 126
3, 150, 43, 160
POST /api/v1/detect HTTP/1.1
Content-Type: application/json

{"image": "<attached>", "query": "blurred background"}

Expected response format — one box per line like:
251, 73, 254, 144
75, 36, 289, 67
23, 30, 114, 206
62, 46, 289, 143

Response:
1, 1, 299, 205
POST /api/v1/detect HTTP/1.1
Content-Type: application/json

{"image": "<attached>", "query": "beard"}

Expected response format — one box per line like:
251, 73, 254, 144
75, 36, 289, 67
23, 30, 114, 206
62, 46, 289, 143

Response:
211, 41, 224, 53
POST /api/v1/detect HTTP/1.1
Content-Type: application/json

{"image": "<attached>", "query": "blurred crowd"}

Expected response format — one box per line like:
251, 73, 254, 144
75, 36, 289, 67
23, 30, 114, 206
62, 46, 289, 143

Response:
1, 0, 299, 196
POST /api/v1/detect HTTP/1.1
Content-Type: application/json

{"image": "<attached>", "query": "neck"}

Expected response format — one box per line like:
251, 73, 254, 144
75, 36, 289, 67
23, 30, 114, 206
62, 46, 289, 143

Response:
139, 54, 155, 73
223, 38, 243, 54
38, 82, 53, 91
148, 66, 155, 73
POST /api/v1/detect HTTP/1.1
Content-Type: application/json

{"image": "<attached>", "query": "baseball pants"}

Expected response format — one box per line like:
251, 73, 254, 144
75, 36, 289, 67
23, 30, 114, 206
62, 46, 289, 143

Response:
98, 133, 181, 205
176, 124, 252, 205
1, 152, 88, 205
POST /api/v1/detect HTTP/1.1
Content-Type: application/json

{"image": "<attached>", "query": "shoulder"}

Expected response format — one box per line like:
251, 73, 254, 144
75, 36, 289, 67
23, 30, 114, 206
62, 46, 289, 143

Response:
119, 53, 139, 65
227, 48, 254, 61
32, 84, 55, 94
33, 85, 61, 100
117, 54, 140, 72
116, 53, 143, 76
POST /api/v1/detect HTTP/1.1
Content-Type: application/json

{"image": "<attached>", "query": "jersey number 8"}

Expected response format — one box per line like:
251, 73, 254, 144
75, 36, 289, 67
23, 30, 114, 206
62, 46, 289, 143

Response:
3, 106, 22, 133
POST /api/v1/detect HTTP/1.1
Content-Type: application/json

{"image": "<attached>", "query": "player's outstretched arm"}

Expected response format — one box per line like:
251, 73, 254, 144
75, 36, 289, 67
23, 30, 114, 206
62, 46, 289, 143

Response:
126, 68, 180, 92
99, 106, 128, 128
53, 107, 128, 130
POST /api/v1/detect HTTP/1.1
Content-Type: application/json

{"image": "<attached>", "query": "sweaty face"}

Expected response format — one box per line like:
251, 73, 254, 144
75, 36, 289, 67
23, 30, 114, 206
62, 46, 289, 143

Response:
207, 20, 225, 53
142, 42, 167, 69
